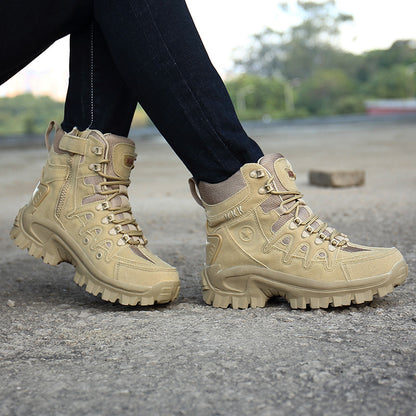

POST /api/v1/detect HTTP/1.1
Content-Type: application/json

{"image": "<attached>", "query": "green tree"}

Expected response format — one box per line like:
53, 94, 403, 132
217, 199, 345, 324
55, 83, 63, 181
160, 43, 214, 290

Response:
0, 94, 64, 136
234, 1, 354, 81
364, 65, 416, 99
23, 115, 36, 135
357, 41, 416, 83
225, 74, 288, 120
296, 69, 355, 115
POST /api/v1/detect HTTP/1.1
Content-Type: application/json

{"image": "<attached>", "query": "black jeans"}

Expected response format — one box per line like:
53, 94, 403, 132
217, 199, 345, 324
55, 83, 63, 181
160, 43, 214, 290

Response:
0, 0, 263, 183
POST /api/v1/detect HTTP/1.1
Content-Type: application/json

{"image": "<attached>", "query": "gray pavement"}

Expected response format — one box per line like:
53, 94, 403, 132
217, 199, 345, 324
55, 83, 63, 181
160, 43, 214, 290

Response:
1, 118, 415, 416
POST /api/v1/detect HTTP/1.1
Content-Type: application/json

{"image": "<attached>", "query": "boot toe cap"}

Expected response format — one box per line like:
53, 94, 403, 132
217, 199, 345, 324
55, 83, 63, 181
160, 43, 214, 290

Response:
341, 247, 406, 281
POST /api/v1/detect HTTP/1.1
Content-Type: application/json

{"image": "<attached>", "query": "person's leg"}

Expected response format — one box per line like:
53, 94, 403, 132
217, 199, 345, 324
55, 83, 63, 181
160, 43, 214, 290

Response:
91, 0, 406, 310
0, 1, 92, 86
6, 1, 180, 306
61, 22, 138, 137
93, 0, 263, 183
0, 1, 137, 137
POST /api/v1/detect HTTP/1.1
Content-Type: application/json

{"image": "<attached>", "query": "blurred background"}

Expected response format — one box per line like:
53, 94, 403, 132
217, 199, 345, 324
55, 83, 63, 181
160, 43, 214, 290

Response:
0, 0, 415, 136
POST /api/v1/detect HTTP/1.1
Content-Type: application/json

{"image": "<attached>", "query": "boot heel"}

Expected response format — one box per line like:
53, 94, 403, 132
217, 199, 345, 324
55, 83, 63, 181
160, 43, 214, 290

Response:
201, 269, 268, 309
10, 207, 66, 266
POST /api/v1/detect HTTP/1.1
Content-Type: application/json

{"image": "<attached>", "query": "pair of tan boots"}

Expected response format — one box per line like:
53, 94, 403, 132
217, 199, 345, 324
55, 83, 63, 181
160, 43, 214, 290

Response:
10, 124, 408, 309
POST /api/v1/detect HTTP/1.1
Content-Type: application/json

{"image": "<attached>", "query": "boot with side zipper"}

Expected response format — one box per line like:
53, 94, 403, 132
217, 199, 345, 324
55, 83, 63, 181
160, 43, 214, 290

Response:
190, 153, 407, 309
10, 122, 180, 306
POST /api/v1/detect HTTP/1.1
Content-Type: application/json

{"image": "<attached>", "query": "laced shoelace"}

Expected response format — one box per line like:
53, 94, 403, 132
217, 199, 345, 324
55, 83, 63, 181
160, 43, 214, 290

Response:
264, 176, 347, 247
93, 159, 147, 246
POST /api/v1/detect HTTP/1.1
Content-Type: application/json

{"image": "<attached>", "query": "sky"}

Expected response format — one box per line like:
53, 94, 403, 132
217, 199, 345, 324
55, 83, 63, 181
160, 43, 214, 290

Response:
0, 0, 415, 100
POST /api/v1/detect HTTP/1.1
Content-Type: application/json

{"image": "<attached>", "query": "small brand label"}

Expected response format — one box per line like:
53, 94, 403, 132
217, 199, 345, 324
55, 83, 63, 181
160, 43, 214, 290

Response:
124, 155, 135, 168
239, 226, 254, 242
286, 169, 296, 179
224, 206, 244, 220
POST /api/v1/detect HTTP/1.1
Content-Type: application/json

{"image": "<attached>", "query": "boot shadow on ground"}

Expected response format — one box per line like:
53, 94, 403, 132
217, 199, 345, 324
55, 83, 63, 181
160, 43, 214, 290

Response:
0, 255, 204, 312
1, 252, 409, 313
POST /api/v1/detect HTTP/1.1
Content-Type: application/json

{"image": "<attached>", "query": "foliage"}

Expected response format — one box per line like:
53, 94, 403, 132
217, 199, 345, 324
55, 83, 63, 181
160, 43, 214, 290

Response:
357, 40, 416, 82
231, 1, 416, 119
234, 1, 353, 80
1, 0, 416, 134
0, 95, 150, 137
364, 65, 416, 99
296, 69, 354, 115
226, 74, 286, 119
0, 94, 64, 136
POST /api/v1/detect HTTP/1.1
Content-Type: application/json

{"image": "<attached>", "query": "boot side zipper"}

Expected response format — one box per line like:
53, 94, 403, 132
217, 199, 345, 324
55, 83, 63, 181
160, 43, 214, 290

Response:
56, 155, 73, 218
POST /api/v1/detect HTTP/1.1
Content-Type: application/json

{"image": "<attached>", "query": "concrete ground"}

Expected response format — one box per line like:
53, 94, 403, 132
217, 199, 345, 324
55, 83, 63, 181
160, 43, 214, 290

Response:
0, 117, 415, 416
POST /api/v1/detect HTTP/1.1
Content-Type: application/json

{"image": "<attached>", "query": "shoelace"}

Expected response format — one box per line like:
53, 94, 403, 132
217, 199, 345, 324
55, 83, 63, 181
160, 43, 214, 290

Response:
95, 159, 147, 246
264, 177, 347, 247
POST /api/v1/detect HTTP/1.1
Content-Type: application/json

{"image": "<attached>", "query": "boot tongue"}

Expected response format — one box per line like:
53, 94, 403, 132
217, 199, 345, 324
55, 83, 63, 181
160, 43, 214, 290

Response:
101, 134, 137, 224
84, 131, 139, 239
258, 153, 340, 240
258, 153, 317, 233
258, 153, 299, 194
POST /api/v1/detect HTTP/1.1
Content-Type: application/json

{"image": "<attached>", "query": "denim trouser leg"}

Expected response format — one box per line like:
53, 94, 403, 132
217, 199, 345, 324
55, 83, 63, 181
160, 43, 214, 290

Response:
0, 0, 264, 183
0, 1, 91, 85
0, 1, 136, 137
61, 23, 138, 137
93, 0, 263, 182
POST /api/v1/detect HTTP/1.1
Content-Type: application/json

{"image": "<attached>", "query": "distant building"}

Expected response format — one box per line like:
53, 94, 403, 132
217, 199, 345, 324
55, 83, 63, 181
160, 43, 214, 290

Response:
365, 99, 416, 115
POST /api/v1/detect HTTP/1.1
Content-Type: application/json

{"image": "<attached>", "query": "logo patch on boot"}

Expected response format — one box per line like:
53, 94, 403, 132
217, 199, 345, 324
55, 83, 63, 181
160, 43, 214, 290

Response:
224, 205, 244, 220
239, 226, 254, 242
113, 143, 136, 178
286, 169, 296, 180
124, 155, 136, 169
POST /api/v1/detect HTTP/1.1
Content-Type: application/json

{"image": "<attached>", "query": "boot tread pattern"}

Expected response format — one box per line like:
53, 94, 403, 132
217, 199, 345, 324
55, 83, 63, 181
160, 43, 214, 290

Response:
201, 263, 407, 310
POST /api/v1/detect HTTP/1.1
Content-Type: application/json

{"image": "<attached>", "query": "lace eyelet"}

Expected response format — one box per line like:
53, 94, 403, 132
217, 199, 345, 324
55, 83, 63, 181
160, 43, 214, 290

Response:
264, 183, 274, 193
96, 201, 110, 211
117, 234, 131, 246
91, 146, 103, 155
250, 169, 265, 179
89, 163, 102, 172
96, 252, 103, 259
306, 225, 313, 233
83, 237, 89, 245
294, 217, 302, 225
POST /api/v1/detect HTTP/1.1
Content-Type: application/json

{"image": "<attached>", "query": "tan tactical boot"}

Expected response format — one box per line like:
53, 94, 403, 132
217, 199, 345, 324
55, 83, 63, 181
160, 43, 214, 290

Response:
190, 153, 408, 309
10, 122, 180, 306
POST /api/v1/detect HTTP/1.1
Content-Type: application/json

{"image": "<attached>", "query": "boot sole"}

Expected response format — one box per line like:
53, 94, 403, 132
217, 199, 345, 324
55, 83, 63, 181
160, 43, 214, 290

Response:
10, 207, 180, 306
201, 261, 408, 310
